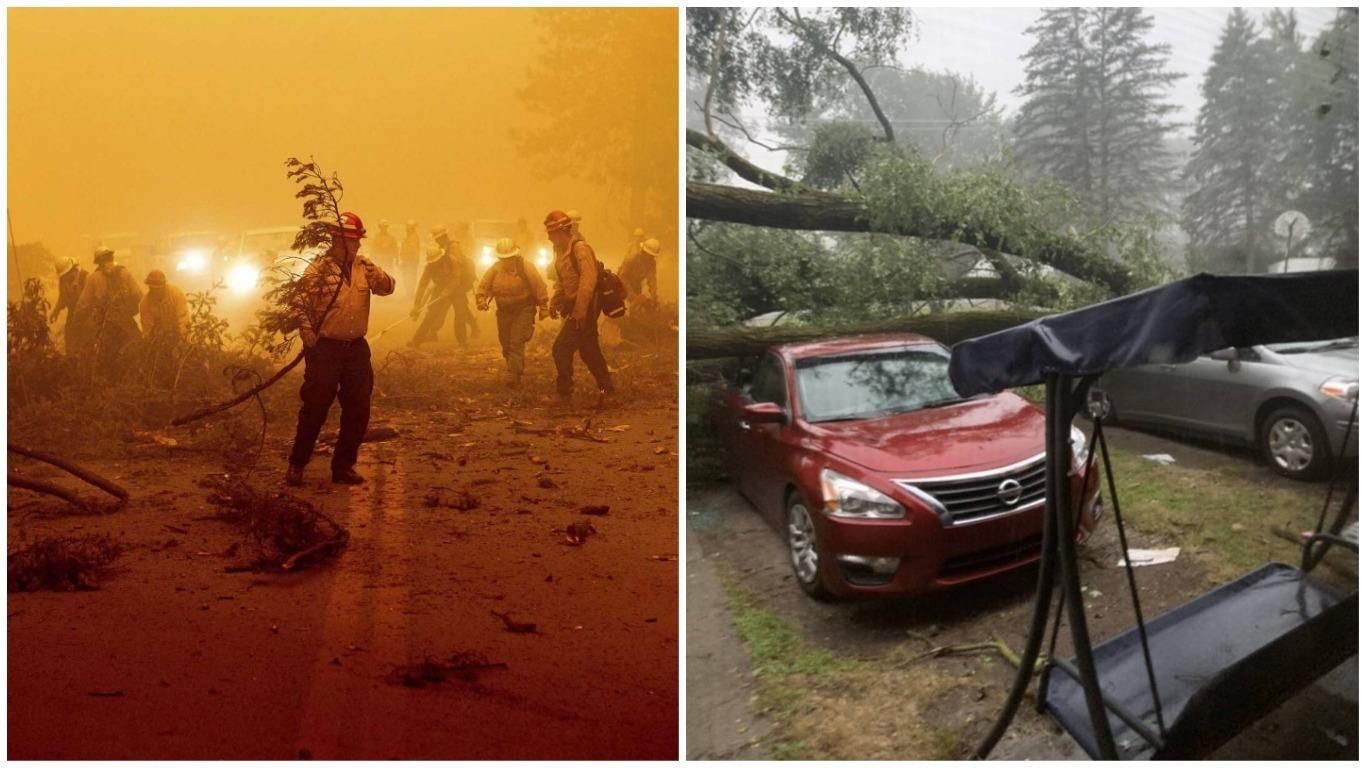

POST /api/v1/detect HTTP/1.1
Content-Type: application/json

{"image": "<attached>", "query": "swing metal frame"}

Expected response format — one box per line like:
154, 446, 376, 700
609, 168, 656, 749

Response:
948, 271, 1359, 760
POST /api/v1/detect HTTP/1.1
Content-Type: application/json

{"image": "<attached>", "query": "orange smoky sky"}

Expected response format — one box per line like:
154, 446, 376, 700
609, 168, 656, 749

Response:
7, 7, 678, 287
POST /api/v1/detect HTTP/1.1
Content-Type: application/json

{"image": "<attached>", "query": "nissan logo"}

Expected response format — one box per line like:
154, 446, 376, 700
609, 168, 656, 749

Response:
997, 478, 1023, 506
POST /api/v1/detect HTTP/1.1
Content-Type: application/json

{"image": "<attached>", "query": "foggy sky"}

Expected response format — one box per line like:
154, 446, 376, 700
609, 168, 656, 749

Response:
900, 7, 1341, 134
8, 7, 677, 271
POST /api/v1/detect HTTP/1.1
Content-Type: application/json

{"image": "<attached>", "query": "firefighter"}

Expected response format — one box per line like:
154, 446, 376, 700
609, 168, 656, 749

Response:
545, 209, 613, 403
624, 227, 645, 264
476, 237, 549, 388
371, 219, 399, 282
49, 256, 88, 355
400, 219, 422, 294
77, 248, 143, 380
286, 212, 395, 487
139, 270, 189, 345
619, 236, 660, 305
139, 269, 189, 386
409, 230, 466, 348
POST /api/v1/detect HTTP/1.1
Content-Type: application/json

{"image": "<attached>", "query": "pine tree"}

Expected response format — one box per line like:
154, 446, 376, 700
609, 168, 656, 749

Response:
1181, 9, 1280, 273
1179, 9, 1343, 274
1015, 8, 1181, 221
1300, 9, 1359, 267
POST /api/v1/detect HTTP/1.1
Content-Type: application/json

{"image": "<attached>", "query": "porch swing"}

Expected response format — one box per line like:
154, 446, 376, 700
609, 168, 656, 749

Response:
947, 270, 1359, 760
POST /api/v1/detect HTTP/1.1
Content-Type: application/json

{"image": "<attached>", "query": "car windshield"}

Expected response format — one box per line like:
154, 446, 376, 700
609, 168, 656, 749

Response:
796, 347, 966, 423
1266, 336, 1358, 355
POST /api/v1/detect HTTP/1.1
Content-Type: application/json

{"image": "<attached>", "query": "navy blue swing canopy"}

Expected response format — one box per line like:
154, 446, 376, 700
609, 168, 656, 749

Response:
949, 270, 1359, 760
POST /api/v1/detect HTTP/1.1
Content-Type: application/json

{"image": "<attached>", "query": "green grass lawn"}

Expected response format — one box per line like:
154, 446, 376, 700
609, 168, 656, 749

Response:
1103, 448, 1354, 584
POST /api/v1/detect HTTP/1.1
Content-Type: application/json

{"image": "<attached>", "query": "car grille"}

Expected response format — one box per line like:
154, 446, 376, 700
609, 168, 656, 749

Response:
939, 534, 1043, 580
896, 454, 1047, 525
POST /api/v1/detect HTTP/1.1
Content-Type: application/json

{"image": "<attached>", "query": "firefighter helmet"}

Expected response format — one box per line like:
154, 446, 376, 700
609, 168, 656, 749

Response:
338, 211, 366, 239
543, 210, 573, 233
495, 238, 520, 259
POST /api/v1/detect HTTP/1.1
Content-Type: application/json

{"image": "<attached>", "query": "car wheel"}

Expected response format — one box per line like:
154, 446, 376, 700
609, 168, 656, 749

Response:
1261, 405, 1331, 480
786, 494, 834, 601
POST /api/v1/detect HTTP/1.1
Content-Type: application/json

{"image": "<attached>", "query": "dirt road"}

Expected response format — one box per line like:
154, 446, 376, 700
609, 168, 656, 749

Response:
8, 331, 679, 760
685, 425, 1357, 760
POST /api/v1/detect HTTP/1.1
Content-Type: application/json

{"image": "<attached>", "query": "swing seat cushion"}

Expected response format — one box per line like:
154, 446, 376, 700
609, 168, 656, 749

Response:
1045, 562, 1356, 759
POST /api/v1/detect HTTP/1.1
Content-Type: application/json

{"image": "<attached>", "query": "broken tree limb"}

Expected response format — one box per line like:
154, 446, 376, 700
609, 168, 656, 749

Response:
902, 634, 1038, 673
686, 308, 1043, 360
171, 352, 303, 426
7, 444, 129, 500
686, 180, 1137, 296
280, 531, 349, 572
7, 472, 87, 507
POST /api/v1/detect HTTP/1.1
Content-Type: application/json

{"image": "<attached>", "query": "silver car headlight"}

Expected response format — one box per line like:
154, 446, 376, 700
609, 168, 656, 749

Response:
1320, 376, 1359, 401
1071, 425, 1090, 466
819, 469, 904, 519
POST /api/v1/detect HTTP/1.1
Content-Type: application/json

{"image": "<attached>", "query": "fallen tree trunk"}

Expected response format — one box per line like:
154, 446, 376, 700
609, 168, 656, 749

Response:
8, 472, 87, 508
686, 180, 1136, 296
686, 308, 1043, 360
8, 444, 129, 500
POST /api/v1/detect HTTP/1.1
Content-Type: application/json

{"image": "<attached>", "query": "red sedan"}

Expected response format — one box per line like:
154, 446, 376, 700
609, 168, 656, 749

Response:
710, 334, 1103, 600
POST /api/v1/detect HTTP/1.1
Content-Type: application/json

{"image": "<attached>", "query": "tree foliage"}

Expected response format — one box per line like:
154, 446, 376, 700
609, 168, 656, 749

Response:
687, 7, 915, 135
1014, 8, 1181, 221
517, 8, 677, 232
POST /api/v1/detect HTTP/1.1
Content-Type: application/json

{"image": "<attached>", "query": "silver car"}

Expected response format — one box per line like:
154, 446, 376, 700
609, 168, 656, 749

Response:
1099, 337, 1359, 480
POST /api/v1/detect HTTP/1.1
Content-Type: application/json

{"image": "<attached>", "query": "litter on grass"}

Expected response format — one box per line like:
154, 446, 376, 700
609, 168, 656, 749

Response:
1119, 547, 1181, 567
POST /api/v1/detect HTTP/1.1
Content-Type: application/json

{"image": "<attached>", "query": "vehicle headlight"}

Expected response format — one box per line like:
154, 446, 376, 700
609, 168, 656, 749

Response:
535, 247, 551, 270
176, 249, 207, 273
1320, 377, 1359, 401
1071, 425, 1090, 466
225, 263, 261, 295
479, 245, 496, 269
819, 469, 904, 519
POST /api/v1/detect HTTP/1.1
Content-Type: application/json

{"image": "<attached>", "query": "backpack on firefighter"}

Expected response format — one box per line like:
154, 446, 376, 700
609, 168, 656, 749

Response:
557, 239, 626, 319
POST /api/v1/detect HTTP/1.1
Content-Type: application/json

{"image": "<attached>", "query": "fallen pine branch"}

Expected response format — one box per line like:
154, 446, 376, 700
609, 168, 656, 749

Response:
171, 352, 303, 426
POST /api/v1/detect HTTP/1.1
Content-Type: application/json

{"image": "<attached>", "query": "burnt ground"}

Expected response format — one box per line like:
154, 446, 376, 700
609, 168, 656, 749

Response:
8, 312, 679, 760
686, 425, 1358, 761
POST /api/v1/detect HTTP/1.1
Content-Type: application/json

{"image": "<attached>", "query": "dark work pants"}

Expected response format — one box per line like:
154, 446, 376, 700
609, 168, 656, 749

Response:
552, 305, 612, 395
413, 292, 472, 346
288, 337, 373, 473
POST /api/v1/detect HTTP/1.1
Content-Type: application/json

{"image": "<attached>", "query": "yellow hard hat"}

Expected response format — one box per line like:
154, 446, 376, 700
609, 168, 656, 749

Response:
567, 209, 583, 223
54, 257, 77, 276
426, 245, 445, 264
495, 237, 520, 259
640, 238, 662, 257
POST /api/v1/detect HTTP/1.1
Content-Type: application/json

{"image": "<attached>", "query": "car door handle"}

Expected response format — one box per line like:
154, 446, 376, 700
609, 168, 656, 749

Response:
1159, 364, 1176, 371
738, 421, 751, 431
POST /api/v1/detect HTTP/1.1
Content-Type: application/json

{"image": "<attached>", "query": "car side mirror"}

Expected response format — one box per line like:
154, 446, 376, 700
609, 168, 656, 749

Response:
1209, 347, 1240, 371
743, 402, 787, 424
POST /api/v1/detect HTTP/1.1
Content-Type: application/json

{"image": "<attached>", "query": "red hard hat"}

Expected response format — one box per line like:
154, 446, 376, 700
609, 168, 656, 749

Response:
338, 211, 366, 239
544, 210, 573, 233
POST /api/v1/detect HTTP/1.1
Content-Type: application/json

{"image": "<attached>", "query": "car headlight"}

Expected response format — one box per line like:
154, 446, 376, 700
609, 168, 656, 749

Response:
819, 469, 904, 519
176, 249, 207, 273
1320, 377, 1359, 401
225, 263, 261, 295
535, 247, 551, 270
1071, 425, 1090, 465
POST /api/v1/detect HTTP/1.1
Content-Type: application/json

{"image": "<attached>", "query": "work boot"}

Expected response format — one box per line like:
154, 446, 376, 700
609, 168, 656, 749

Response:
595, 387, 615, 410
332, 467, 366, 485
285, 464, 305, 487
